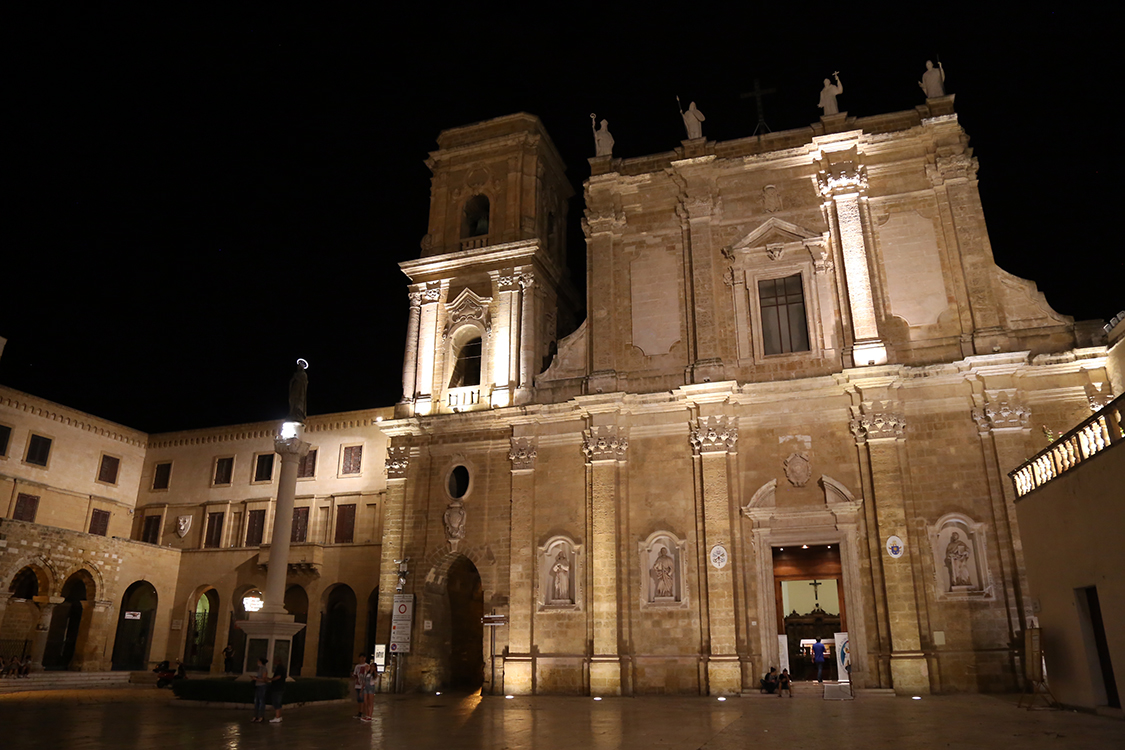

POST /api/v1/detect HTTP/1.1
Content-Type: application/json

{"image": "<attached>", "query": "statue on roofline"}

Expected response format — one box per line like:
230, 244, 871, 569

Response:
818, 72, 843, 115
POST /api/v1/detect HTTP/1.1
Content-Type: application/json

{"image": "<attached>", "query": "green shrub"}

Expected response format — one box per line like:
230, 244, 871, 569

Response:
172, 677, 349, 704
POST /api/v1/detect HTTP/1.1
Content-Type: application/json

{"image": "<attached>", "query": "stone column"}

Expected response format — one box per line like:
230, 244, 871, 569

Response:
415, 285, 442, 414
505, 436, 538, 693
29, 598, 61, 671
583, 425, 627, 695
850, 403, 930, 694
237, 430, 309, 676
689, 416, 741, 694
401, 291, 423, 405
376, 446, 410, 691
517, 272, 536, 402
819, 165, 887, 366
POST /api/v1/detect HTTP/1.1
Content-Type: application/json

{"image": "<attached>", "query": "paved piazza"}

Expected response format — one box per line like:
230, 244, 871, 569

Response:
0, 687, 1122, 749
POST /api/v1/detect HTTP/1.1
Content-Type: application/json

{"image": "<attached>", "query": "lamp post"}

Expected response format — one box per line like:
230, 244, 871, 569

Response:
236, 359, 310, 678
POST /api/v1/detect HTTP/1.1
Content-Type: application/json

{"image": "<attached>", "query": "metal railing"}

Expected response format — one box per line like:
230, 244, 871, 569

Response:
1010, 393, 1124, 498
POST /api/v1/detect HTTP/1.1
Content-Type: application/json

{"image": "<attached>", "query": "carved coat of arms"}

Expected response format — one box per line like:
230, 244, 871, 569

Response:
176, 515, 192, 538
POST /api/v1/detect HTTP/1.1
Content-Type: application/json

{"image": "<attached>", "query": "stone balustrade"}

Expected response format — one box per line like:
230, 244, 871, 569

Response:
1010, 394, 1124, 498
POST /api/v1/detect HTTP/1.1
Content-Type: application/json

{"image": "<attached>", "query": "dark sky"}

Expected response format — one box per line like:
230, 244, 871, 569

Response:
4, 6, 1119, 434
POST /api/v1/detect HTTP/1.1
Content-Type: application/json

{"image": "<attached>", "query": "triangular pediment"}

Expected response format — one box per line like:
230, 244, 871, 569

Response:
733, 217, 824, 250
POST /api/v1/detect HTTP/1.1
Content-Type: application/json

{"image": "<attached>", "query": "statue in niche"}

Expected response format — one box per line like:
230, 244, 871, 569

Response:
918, 60, 946, 98
763, 184, 781, 213
678, 98, 706, 140
287, 358, 309, 423
443, 499, 466, 542
590, 114, 615, 157
944, 532, 973, 588
818, 72, 844, 115
651, 546, 675, 598
550, 551, 571, 602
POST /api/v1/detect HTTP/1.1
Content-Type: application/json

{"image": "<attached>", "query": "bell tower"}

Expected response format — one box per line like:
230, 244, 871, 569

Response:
397, 113, 576, 417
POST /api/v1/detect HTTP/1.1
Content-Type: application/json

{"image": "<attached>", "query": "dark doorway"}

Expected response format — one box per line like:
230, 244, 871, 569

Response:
184, 589, 219, 671
44, 573, 91, 670
1078, 586, 1120, 708
773, 545, 846, 682
285, 585, 309, 676
111, 581, 158, 670
317, 585, 356, 677
447, 556, 484, 690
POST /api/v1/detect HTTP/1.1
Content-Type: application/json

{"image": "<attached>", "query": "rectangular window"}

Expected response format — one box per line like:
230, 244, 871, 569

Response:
245, 509, 267, 547
291, 506, 309, 543
97, 455, 120, 485
13, 493, 40, 523
759, 274, 810, 356
25, 434, 52, 467
152, 462, 173, 490
341, 445, 363, 476
89, 509, 111, 536
0, 424, 11, 456
204, 512, 225, 548
254, 454, 275, 483
297, 449, 317, 479
141, 514, 162, 544
334, 504, 356, 544
213, 456, 234, 486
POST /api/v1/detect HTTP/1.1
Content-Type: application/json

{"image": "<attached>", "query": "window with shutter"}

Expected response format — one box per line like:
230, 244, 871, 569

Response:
0, 424, 11, 457
297, 449, 317, 479
89, 509, 110, 536
334, 504, 356, 544
213, 457, 234, 485
152, 462, 173, 490
25, 434, 52, 467
341, 445, 363, 475
291, 506, 309, 543
98, 455, 120, 484
141, 515, 162, 544
254, 454, 275, 483
205, 512, 225, 548
13, 493, 40, 522
245, 509, 266, 546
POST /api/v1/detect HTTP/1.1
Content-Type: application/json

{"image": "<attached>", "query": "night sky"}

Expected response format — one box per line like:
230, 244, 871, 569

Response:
4, 6, 1118, 434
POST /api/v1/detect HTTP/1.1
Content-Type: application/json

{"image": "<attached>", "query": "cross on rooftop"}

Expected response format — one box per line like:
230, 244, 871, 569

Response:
739, 78, 776, 137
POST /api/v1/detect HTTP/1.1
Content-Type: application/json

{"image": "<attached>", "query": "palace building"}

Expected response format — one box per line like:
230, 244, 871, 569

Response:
1, 97, 1118, 697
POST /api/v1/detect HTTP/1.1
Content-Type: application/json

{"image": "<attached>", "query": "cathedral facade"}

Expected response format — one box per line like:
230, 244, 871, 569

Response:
0, 100, 1114, 697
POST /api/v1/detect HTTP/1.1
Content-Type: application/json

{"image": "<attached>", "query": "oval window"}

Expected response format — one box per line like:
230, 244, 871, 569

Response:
448, 465, 470, 499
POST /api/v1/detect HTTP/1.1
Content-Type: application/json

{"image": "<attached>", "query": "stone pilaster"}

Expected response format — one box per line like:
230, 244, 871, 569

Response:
517, 272, 536, 402
415, 284, 442, 414
677, 183, 725, 381
689, 415, 740, 694
583, 188, 624, 383
850, 402, 929, 694
971, 394, 1034, 642
819, 164, 887, 366
376, 445, 411, 683
583, 425, 627, 695
30, 598, 61, 671
505, 436, 537, 693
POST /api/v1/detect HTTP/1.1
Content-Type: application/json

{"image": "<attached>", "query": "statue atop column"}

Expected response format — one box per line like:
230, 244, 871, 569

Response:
591, 114, 615, 157
287, 358, 309, 423
678, 97, 706, 140
818, 72, 844, 115
918, 60, 946, 98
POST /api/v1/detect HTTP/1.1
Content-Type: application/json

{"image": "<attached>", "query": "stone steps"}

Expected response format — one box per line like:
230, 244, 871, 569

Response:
0, 671, 135, 694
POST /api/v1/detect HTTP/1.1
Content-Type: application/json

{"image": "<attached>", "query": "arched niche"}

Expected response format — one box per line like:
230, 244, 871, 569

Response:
538, 535, 581, 611
927, 513, 994, 601
638, 531, 689, 609
461, 194, 490, 238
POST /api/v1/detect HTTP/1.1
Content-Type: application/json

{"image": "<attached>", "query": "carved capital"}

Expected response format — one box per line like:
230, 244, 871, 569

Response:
849, 402, 906, 443
386, 447, 409, 479
817, 165, 868, 198
689, 415, 738, 454
423, 285, 442, 303
407, 291, 423, 308
927, 153, 979, 186
1085, 382, 1114, 412
971, 396, 1030, 432
508, 437, 538, 471
273, 436, 310, 458
583, 426, 628, 462
518, 272, 534, 291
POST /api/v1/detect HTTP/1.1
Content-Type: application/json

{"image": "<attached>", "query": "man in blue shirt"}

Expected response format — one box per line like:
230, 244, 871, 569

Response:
813, 638, 827, 683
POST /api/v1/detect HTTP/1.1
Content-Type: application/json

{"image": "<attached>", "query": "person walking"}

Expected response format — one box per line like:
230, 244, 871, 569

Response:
251, 657, 269, 723
269, 661, 287, 723
362, 658, 377, 721
222, 644, 235, 674
813, 638, 827, 683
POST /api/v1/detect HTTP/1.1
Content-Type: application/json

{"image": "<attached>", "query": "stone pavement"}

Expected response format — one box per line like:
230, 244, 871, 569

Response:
0, 687, 1121, 749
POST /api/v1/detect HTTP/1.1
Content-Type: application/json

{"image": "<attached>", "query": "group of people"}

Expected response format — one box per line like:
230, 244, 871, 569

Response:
0, 654, 32, 678
352, 652, 378, 721
760, 667, 793, 696
251, 657, 287, 723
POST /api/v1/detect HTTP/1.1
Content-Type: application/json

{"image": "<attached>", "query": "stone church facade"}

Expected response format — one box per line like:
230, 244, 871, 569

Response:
0, 100, 1113, 696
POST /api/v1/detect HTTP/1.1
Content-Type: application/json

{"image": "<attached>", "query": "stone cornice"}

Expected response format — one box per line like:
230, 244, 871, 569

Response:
0, 386, 148, 448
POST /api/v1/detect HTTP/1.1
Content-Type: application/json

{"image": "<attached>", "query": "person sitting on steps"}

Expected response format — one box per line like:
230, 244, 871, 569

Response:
778, 668, 792, 697
760, 667, 779, 694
